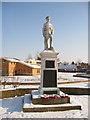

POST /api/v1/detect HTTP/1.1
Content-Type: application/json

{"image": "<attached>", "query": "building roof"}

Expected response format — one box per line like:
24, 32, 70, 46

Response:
27, 59, 41, 63
20, 61, 41, 68
3, 57, 41, 69
3, 57, 20, 63
58, 63, 76, 70
36, 60, 41, 63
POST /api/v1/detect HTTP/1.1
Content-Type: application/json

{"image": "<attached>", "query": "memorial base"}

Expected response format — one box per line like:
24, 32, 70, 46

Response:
23, 93, 81, 112
32, 90, 70, 105
40, 87, 60, 95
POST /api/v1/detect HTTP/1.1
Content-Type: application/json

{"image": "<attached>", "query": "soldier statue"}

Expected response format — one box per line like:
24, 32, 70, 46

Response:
43, 16, 54, 50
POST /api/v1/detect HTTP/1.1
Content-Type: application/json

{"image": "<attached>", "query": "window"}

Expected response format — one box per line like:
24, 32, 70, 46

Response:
3, 60, 5, 64
37, 69, 40, 73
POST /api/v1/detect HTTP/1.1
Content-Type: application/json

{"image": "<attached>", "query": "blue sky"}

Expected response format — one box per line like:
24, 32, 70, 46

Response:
2, 2, 88, 63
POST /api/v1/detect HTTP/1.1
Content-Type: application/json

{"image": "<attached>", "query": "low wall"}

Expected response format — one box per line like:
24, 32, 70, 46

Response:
60, 87, 90, 95
73, 74, 90, 78
0, 87, 90, 99
0, 88, 38, 99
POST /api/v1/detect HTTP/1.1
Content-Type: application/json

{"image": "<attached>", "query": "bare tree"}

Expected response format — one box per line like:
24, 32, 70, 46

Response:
57, 57, 60, 63
63, 61, 69, 65
26, 54, 32, 61
35, 51, 41, 60
77, 59, 81, 65
71, 61, 75, 65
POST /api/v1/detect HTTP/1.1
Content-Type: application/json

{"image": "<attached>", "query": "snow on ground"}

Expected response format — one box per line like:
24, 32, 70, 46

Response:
0, 72, 90, 90
17, 85, 39, 89
0, 75, 40, 83
0, 95, 89, 118
1, 72, 89, 84
1, 81, 90, 90
0, 72, 89, 118
0, 96, 24, 119
58, 82, 90, 88
58, 72, 90, 82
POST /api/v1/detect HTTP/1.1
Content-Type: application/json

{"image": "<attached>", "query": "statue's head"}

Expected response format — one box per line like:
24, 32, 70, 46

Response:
46, 16, 50, 22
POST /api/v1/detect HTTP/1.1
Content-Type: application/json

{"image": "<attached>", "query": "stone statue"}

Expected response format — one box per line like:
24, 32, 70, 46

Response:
43, 16, 54, 50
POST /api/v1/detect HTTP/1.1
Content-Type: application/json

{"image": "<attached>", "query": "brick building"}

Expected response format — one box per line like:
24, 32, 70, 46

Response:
0, 58, 41, 76
76, 62, 89, 72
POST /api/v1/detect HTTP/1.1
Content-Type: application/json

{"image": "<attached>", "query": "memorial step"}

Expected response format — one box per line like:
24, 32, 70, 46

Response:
23, 93, 81, 112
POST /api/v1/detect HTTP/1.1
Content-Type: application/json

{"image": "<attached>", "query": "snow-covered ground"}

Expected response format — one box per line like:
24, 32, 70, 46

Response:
0, 72, 89, 119
0, 82, 90, 90
0, 72, 90, 89
58, 72, 90, 82
0, 95, 89, 119
1, 72, 89, 84
0, 75, 40, 83
58, 82, 90, 88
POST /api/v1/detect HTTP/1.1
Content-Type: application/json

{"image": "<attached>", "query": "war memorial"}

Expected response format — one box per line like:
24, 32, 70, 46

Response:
23, 16, 81, 112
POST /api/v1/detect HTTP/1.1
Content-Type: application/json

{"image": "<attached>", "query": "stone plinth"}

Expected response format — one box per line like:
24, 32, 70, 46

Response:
31, 90, 70, 105
23, 94, 81, 112
40, 49, 59, 94
40, 87, 60, 95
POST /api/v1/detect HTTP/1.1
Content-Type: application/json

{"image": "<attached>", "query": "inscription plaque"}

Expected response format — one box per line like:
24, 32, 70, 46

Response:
46, 60, 55, 68
43, 70, 57, 87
